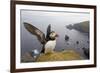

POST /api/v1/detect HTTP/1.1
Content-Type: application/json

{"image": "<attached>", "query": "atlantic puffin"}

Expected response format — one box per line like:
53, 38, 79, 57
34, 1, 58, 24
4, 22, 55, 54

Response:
24, 22, 58, 54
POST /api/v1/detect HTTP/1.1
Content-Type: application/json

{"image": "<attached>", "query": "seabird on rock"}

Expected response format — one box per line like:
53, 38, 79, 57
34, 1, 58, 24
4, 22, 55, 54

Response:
24, 22, 59, 54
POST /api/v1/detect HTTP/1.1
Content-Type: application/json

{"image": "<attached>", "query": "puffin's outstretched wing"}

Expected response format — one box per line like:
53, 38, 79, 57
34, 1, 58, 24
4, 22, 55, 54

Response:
24, 22, 46, 44
46, 24, 51, 41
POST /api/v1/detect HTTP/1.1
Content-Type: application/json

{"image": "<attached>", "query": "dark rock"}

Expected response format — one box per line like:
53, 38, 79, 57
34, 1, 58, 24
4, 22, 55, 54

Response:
66, 24, 73, 30
66, 21, 89, 33
76, 41, 79, 45
87, 41, 89, 43
65, 35, 69, 41
66, 43, 69, 45
82, 47, 89, 59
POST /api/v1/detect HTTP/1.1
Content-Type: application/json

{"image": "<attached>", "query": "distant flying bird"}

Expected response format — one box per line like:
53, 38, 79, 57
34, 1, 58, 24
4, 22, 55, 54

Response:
24, 22, 59, 54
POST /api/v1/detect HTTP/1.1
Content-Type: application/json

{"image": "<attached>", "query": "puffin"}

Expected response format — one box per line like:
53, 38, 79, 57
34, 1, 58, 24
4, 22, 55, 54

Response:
24, 22, 58, 54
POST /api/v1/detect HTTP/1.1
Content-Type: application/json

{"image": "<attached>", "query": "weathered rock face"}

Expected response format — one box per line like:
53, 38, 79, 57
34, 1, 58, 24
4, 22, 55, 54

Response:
36, 50, 83, 62
66, 21, 89, 33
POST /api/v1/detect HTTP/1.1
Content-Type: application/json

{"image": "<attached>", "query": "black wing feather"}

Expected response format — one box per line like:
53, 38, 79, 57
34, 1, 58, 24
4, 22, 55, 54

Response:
46, 24, 51, 41
24, 22, 46, 44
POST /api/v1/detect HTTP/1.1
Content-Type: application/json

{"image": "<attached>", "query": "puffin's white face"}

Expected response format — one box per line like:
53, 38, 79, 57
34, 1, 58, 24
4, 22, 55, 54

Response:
49, 31, 58, 39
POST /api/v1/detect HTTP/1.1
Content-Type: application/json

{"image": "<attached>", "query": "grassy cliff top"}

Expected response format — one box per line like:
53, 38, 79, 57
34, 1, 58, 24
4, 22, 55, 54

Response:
36, 50, 83, 62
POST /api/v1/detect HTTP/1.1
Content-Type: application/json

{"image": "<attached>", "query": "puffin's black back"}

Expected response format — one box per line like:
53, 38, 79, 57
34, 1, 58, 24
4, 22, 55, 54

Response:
41, 24, 51, 53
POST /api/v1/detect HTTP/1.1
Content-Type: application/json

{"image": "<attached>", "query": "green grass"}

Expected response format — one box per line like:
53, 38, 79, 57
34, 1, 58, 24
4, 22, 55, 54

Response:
36, 50, 83, 62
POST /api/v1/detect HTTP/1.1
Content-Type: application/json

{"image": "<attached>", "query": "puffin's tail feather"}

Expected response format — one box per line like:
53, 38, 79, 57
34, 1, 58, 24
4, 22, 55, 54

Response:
41, 45, 45, 53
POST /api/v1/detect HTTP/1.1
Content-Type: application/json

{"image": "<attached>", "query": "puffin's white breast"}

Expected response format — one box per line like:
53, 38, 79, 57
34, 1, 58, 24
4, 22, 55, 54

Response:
44, 40, 56, 53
